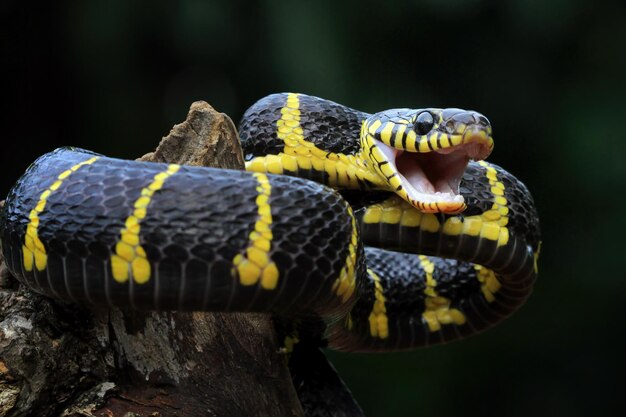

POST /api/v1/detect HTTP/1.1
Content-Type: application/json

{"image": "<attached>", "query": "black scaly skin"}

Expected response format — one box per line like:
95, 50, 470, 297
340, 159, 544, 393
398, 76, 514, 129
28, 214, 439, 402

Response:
239, 93, 368, 160
0, 99, 541, 351
329, 161, 541, 351
0, 148, 362, 319
238, 93, 540, 352
0, 94, 540, 416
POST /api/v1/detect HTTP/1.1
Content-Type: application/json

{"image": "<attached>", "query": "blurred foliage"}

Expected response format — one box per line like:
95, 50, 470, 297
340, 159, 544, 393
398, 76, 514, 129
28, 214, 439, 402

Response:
3, 0, 625, 416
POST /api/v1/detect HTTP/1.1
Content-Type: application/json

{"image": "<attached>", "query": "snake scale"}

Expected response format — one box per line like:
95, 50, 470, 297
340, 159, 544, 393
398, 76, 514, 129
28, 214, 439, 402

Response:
0, 93, 540, 353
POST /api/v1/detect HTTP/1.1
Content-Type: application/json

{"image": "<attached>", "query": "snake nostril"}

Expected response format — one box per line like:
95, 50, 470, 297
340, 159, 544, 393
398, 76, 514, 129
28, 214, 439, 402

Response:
478, 115, 490, 127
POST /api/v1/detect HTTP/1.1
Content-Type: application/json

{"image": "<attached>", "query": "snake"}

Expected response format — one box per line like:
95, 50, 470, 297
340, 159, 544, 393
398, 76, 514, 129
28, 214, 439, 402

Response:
0, 92, 540, 353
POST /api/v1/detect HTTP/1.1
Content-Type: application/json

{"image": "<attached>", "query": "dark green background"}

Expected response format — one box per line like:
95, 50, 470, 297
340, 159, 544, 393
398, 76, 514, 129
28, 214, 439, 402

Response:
3, 1, 624, 416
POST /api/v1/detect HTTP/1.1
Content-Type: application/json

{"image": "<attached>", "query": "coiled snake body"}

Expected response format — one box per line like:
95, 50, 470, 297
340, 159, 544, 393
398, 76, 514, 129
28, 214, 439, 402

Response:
0, 93, 540, 352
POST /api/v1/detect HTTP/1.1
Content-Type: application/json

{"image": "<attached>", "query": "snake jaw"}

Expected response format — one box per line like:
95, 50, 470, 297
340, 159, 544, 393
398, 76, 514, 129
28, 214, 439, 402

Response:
374, 130, 492, 213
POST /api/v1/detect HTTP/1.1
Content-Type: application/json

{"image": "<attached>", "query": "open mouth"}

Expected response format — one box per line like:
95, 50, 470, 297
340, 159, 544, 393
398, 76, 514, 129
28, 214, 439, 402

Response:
376, 130, 492, 213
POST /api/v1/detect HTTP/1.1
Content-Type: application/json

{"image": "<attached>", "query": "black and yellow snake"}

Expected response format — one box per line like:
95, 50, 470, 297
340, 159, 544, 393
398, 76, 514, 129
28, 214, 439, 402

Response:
0, 93, 540, 353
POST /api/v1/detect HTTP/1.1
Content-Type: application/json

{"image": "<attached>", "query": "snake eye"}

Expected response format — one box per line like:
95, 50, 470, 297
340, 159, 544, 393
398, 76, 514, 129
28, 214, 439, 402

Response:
414, 112, 435, 136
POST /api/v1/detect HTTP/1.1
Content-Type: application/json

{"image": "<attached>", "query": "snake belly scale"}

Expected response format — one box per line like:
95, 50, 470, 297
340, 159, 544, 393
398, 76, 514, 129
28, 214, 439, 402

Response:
0, 93, 540, 352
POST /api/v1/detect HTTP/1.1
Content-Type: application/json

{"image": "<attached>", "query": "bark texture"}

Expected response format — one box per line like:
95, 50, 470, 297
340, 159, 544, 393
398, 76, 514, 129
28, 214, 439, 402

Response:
0, 101, 304, 417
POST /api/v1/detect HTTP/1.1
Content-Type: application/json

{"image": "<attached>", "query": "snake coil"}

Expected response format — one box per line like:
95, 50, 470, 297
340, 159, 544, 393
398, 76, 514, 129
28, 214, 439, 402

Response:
0, 93, 540, 352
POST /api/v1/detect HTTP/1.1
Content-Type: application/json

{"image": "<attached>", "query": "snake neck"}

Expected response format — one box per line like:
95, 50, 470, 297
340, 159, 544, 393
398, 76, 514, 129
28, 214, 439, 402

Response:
242, 93, 495, 216
245, 149, 386, 192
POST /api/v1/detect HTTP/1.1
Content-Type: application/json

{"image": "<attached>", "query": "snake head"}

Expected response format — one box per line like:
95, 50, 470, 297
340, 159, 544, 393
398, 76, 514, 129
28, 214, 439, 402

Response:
361, 107, 493, 214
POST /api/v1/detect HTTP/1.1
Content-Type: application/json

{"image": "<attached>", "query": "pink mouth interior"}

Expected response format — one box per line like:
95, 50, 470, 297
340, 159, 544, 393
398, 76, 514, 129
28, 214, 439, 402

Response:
377, 139, 492, 204
396, 149, 469, 195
